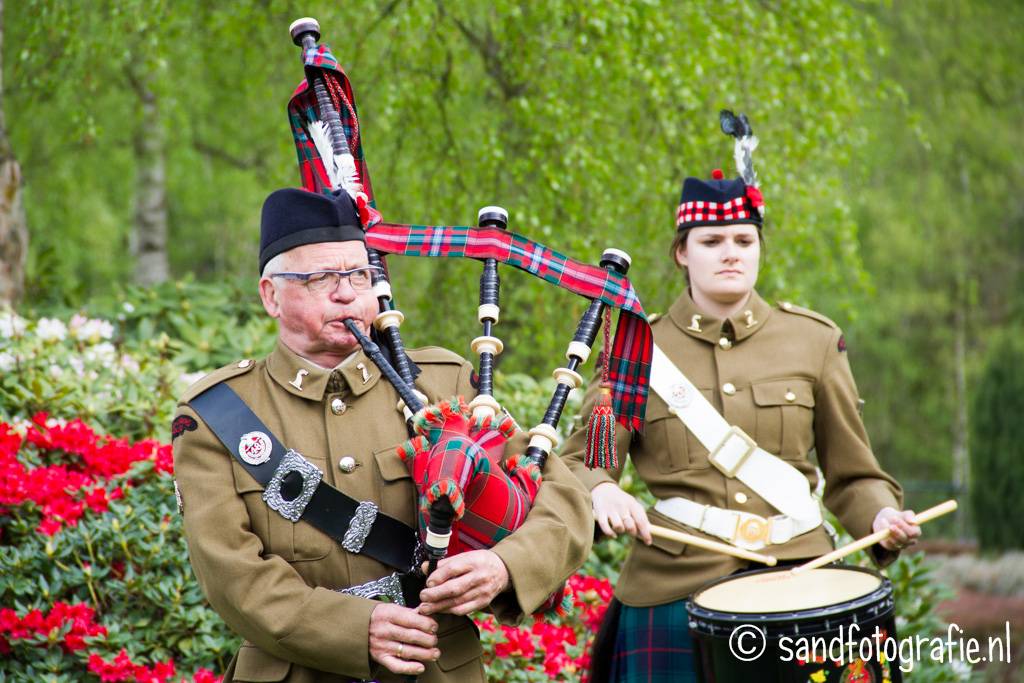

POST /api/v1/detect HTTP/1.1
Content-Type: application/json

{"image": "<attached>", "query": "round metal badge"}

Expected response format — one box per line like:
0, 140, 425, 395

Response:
238, 431, 273, 465
668, 383, 692, 409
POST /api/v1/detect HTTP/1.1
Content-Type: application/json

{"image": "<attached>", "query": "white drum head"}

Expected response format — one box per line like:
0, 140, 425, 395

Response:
693, 567, 882, 614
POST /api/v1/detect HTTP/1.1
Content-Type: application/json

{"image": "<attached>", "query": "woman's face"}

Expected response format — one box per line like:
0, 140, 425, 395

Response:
675, 224, 760, 305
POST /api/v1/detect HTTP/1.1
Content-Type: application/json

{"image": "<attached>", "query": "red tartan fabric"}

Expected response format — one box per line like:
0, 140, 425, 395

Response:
405, 399, 539, 555
287, 43, 380, 226
367, 224, 652, 430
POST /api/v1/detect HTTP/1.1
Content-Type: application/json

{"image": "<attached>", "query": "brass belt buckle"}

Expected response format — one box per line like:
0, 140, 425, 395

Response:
735, 513, 771, 546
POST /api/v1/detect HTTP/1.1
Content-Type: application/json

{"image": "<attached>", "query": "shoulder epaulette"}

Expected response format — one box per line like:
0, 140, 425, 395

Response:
180, 359, 258, 404
407, 346, 466, 366
776, 301, 838, 329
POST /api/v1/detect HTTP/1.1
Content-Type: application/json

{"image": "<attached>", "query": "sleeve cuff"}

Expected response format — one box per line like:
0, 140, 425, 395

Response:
572, 466, 617, 493
870, 543, 900, 568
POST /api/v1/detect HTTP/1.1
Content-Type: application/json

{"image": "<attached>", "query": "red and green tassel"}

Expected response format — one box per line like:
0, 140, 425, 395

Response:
584, 307, 618, 470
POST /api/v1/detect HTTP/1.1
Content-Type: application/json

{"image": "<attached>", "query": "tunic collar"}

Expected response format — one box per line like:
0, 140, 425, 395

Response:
266, 340, 381, 400
667, 289, 772, 344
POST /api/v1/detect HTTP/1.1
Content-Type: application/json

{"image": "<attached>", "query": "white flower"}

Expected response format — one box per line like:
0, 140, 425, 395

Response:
69, 356, 86, 376
69, 313, 89, 335
8, 419, 32, 437
69, 315, 115, 343
48, 364, 64, 378
123, 302, 136, 314
0, 352, 15, 371
36, 318, 68, 343
120, 354, 140, 373
0, 311, 27, 338
84, 342, 117, 364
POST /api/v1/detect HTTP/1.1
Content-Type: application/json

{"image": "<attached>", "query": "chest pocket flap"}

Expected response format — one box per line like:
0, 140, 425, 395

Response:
374, 446, 413, 481
751, 378, 815, 408
751, 378, 815, 458
230, 457, 332, 563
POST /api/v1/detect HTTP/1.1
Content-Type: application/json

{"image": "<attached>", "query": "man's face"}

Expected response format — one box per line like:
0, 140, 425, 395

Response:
259, 241, 379, 366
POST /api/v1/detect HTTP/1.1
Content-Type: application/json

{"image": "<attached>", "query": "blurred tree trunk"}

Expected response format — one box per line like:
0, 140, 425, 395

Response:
951, 163, 971, 540
0, 0, 28, 305
128, 65, 169, 286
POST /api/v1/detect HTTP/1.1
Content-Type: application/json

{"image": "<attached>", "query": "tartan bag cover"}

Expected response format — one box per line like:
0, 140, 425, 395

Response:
398, 398, 540, 555
367, 223, 653, 431
399, 398, 568, 614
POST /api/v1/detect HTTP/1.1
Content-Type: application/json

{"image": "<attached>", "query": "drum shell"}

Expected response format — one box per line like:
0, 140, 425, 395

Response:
686, 566, 902, 683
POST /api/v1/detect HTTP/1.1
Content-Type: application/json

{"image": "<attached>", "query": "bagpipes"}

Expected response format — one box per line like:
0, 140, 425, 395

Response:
284, 17, 653, 611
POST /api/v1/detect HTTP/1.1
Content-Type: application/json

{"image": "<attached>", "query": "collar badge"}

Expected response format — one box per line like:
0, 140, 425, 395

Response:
289, 368, 309, 390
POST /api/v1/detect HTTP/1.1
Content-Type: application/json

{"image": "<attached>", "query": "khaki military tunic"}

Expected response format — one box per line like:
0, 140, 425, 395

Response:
173, 341, 592, 682
562, 290, 902, 607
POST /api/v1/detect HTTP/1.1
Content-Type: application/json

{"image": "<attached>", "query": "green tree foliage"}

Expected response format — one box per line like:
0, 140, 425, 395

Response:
829, 0, 1024, 522
970, 329, 1024, 551
5, 0, 881, 372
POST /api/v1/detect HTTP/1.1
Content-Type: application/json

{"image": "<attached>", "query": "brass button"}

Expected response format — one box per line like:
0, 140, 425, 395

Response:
718, 337, 733, 350
785, 391, 797, 402
339, 456, 357, 473
237, 359, 253, 368
734, 492, 748, 504
330, 397, 347, 415
722, 382, 736, 396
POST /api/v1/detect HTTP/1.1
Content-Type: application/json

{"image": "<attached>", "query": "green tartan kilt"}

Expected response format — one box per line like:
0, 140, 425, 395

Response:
609, 598, 697, 683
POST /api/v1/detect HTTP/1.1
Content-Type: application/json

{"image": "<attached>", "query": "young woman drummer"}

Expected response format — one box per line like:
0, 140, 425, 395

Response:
559, 112, 921, 682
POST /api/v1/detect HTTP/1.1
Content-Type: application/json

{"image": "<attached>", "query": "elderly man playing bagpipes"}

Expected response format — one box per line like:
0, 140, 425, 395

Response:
172, 18, 654, 683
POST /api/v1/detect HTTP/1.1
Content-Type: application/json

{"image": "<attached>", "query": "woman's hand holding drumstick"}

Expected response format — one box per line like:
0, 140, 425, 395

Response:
873, 506, 922, 551
791, 500, 957, 575
591, 483, 777, 566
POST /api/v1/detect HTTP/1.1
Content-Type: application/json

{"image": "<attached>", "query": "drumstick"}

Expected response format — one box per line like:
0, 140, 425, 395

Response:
791, 499, 958, 575
649, 524, 777, 566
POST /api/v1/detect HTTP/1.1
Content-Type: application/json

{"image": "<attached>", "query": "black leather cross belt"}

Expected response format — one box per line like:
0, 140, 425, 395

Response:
190, 382, 417, 571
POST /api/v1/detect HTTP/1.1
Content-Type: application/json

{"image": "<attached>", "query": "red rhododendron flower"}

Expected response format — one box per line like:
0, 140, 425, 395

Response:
2, 415, 175, 535
191, 668, 221, 683
88, 648, 136, 682
0, 602, 107, 654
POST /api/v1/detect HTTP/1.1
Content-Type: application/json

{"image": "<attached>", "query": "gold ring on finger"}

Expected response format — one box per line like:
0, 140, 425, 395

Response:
397, 642, 404, 658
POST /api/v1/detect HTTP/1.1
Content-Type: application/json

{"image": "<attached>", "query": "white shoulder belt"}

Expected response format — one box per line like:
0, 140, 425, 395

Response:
649, 343, 822, 546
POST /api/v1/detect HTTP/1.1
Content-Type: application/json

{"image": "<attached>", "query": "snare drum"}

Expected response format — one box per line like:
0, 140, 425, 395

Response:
687, 566, 901, 683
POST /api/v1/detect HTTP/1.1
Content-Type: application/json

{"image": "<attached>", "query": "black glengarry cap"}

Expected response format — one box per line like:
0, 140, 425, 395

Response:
259, 188, 364, 273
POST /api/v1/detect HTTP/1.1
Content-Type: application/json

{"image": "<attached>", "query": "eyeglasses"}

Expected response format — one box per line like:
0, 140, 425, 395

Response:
270, 266, 382, 293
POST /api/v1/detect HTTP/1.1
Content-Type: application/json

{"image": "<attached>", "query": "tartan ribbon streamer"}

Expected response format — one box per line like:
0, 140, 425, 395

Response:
287, 43, 378, 218
366, 223, 652, 430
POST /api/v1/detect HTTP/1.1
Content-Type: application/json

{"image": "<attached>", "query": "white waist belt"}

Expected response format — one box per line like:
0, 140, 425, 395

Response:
654, 497, 821, 552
